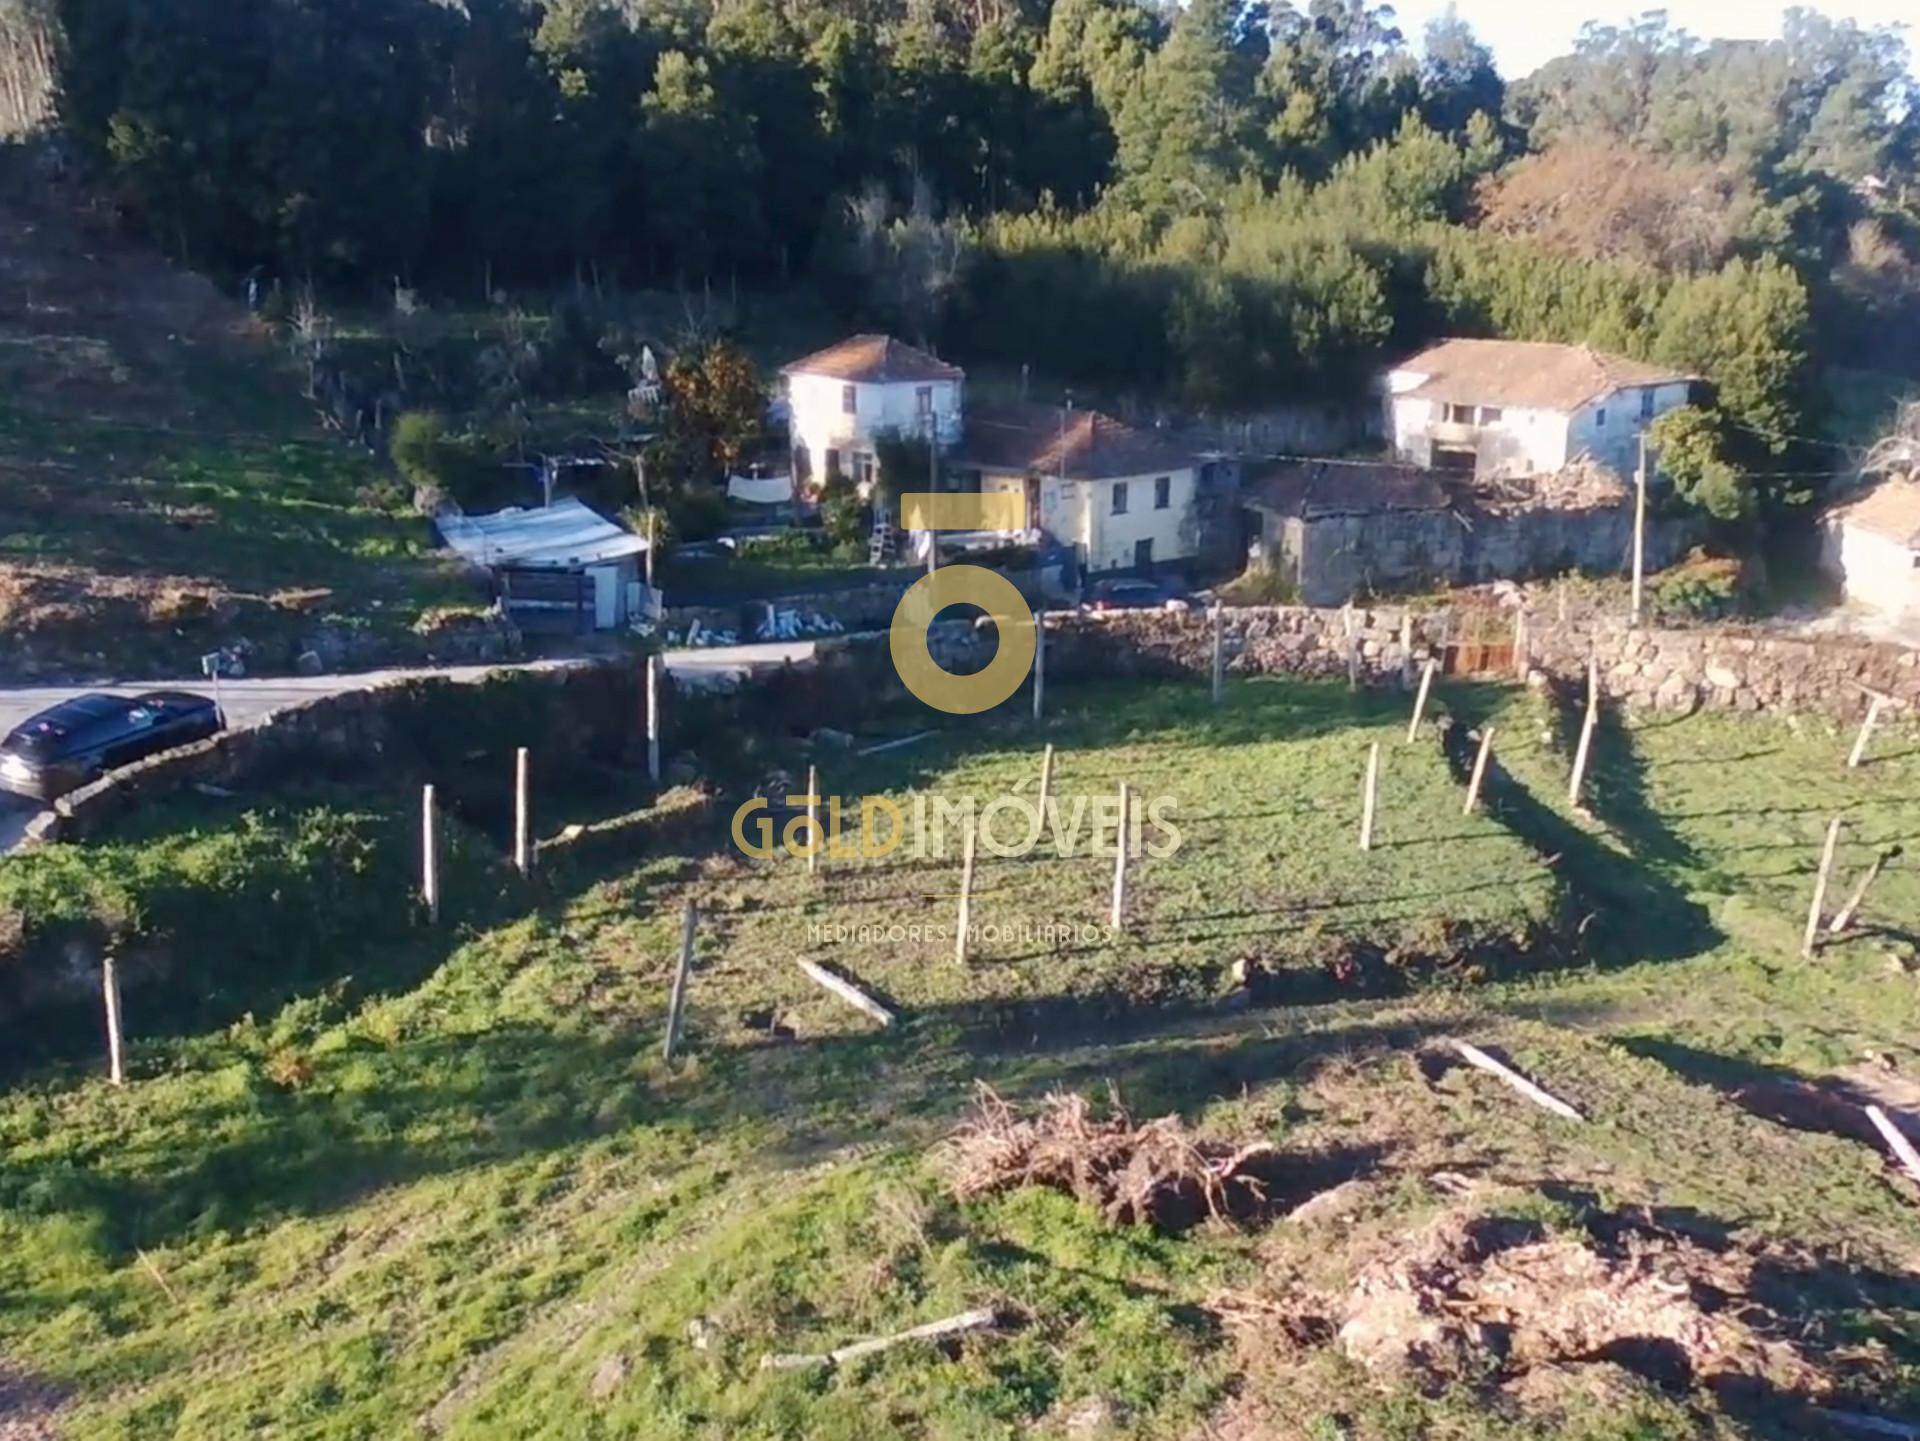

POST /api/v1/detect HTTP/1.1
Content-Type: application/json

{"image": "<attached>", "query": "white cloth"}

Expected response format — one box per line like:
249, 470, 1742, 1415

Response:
726, 473, 794, 505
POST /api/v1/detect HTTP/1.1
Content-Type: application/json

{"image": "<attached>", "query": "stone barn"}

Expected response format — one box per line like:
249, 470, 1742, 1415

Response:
1243, 459, 1680, 606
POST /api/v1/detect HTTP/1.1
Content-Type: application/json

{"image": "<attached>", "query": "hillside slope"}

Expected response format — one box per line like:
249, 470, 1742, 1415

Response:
0, 154, 468, 681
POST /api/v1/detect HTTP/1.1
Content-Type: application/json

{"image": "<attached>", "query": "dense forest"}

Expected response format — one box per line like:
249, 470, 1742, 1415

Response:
5, 0, 1920, 513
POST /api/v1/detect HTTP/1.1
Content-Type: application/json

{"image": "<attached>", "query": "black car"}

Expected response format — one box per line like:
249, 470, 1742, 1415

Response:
1085, 577, 1191, 613
0, 691, 224, 803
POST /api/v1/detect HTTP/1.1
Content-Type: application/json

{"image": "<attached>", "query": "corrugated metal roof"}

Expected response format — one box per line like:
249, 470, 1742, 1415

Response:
437, 497, 647, 569
1390, 338, 1695, 412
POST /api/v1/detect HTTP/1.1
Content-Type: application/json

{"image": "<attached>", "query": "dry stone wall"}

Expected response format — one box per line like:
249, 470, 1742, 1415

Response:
1039, 607, 1919, 721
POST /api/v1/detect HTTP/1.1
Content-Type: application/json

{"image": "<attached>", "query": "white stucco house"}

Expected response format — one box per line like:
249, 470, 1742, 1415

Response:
1822, 475, 1920, 626
1385, 339, 1696, 480
950, 403, 1199, 574
780, 334, 963, 491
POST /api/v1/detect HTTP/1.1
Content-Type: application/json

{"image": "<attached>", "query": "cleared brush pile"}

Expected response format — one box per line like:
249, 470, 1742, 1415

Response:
1328, 1207, 1836, 1404
942, 1085, 1282, 1232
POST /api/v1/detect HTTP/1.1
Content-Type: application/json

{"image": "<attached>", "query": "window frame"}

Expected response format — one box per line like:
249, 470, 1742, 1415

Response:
1110, 481, 1129, 516
1153, 475, 1171, 510
840, 384, 857, 416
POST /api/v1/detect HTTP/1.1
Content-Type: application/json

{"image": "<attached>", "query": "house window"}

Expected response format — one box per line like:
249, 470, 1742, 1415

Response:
1445, 403, 1475, 424
840, 384, 856, 415
1154, 475, 1171, 510
1111, 481, 1129, 516
1640, 388, 1656, 420
1595, 407, 1608, 428
916, 385, 933, 418
1479, 406, 1503, 424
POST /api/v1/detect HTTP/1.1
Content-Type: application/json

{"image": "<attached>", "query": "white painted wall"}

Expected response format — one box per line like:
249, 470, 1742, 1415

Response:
1827, 519, 1920, 620
1389, 380, 1690, 479
786, 372, 962, 486
983, 467, 1198, 571
1567, 382, 1691, 475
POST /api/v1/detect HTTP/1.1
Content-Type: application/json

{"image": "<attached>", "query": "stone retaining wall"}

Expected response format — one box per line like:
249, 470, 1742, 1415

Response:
31, 663, 640, 846
23, 604, 1916, 851
1037, 606, 1919, 720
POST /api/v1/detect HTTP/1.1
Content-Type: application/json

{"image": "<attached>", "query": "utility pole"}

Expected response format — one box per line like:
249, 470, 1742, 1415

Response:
1631, 432, 1648, 625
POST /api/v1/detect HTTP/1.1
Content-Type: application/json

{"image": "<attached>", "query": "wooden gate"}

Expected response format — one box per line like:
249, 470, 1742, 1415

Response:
1441, 606, 1516, 677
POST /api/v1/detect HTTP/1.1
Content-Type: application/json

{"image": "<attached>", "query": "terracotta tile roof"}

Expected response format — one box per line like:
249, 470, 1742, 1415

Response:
1390, 338, 1695, 412
1243, 460, 1451, 518
951, 403, 1194, 481
1832, 476, 1920, 549
781, 333, 964, 383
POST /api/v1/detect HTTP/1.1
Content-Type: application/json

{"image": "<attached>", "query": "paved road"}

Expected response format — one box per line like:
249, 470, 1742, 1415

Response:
0, 642, 818, 852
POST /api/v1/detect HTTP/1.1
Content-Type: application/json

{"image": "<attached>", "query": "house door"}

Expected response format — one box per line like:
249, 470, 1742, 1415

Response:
1134, 538, 1154, 571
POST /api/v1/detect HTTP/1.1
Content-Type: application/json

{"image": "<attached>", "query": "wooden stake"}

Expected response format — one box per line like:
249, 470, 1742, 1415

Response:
1359, 742, 1380, 852
1037, 743, 1055, 824
1210, 603, 1224, 704
806, 765, 820, 877
1032, 611, 1046, 722
1849, 695, 1886, 770
1830, 846, 1900, 935
1567, 659, 1599, 807
421, 783, 440, 923
663, 900, 697, 1062
1407, 658, 1437, 743
1450, 1039, 1585, 1122
645, 654, 662, 786
761, 1307, 1000, 1371
1803, 816, 1844, 958
1866, 1104, 1920, 1189
1110, 781, 1130, 931
1631, 432, 1648, 624
1463, 726, 1495, 816
797, 959, 894, 1026
1343, 603, 1359, 690
513, 747, 530, 876
102, 953, 125, 1087
954, 821, 977, 963
1399, 610, 1415, 689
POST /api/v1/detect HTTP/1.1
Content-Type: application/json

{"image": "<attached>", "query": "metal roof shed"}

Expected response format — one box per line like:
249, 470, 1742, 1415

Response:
437, 498, 649, 631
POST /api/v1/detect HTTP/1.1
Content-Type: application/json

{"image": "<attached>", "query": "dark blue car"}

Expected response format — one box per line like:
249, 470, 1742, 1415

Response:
0, 691, 224, 802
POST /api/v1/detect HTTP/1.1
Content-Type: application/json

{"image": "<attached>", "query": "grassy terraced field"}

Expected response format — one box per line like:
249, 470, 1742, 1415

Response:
4, 674, 1920, 1440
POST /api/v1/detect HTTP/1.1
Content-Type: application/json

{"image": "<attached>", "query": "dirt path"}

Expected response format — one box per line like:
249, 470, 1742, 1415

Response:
0, 1361, 66, 1441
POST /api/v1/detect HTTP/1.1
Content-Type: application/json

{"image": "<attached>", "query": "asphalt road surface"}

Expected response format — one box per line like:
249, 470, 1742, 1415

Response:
0, 642, 817, 853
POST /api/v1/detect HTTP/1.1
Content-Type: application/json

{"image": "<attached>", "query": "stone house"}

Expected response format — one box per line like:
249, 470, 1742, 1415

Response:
1822, 475, 1920, 626
1385, 339, 1695, 480
780, 334, 964, 491
1242, 458, 1679, 606
949, 402, 1200, 575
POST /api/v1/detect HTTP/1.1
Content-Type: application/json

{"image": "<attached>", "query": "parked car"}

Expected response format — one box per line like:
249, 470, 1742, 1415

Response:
0, 691, 224, 803
1085, 578, 1190, 613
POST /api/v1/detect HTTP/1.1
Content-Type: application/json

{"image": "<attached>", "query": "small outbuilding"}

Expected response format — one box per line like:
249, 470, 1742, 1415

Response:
437, 497, 650, 633
1822, 475, 1920, 627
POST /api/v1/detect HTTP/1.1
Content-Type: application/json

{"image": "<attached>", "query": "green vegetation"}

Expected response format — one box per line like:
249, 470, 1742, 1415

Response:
4, 675, 1920, 1437
32, 0, 1919, 542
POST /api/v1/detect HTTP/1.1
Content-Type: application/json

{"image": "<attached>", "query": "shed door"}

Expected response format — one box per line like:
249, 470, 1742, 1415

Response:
589, 566, 618, 629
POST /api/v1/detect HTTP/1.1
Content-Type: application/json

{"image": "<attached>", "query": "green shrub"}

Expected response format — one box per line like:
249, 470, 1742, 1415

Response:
1651, 549, 1745, 622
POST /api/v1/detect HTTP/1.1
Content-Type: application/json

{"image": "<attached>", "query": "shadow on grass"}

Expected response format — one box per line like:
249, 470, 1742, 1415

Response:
0, 998, 1444, 1263
1433, 704, 1719, 968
